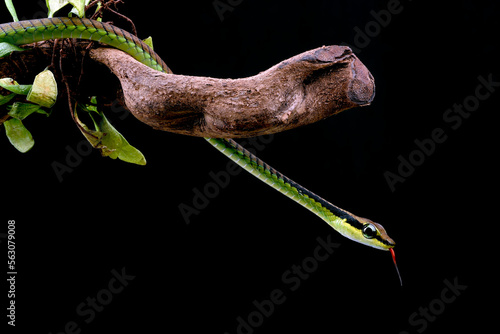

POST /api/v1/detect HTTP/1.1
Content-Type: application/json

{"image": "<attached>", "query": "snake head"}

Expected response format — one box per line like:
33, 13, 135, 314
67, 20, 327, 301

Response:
341, 215, 402, 284
354, 216, 396, 251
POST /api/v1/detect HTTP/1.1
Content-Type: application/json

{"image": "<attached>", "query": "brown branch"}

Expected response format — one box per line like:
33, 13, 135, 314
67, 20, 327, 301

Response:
90, 45, 375, 138
1, 44, 375, 138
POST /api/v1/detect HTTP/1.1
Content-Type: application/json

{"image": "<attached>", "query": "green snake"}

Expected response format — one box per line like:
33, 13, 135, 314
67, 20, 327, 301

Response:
1, 17, 401, 282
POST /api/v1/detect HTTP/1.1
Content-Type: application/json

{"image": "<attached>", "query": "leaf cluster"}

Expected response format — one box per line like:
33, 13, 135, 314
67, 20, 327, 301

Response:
1, 0, 146, 164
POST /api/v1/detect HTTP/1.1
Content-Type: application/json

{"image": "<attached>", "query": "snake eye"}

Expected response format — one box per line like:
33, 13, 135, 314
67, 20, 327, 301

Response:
362, 223, 378, 239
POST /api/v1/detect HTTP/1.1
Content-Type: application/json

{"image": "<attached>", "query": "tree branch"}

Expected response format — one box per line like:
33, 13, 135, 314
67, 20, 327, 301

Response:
90, 45, 374, 138
1, 44, 375, 138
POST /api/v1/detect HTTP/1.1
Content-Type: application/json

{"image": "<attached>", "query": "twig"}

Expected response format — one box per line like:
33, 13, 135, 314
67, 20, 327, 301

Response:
105, 6, 137, 36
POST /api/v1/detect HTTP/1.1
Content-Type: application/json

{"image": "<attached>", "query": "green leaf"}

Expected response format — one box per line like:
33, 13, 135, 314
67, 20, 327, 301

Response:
70, 0, 91, 17
76, 101, 146, 165
143, 37, 154, 50
3, 118, 34, 153
94, 112, 146, 165
7, 102, 47, 120
4, 0, 19, 22
0, 42, 24, 58
74, 107, 103, 148
46, 0, 87, 18
27, 69, 58, 108
0, 93, 16, 106
0, 78, 32, 95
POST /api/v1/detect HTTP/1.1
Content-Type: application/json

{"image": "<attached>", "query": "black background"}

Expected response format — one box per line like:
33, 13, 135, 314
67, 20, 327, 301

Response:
1, 0, 498, 333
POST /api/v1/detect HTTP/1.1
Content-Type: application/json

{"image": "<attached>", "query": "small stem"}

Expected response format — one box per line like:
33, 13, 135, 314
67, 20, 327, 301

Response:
105, 7, 138, 36
0, 112, 10, 125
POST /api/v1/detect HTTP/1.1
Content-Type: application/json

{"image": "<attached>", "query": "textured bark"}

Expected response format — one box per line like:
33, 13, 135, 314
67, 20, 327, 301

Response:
90, 45, 375, 138
1, 44, 375, 138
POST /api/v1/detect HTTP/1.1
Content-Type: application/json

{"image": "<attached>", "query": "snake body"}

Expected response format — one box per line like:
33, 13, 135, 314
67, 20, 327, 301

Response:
1, 17, 396, 251
0, 17, 171, 73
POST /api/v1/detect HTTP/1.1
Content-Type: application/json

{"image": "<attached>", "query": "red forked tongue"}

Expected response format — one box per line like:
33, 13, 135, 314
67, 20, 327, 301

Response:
390, 248, 403, 286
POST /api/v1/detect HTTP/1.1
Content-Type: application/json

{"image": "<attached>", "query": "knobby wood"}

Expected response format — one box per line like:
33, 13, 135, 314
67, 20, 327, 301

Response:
1, 43, 375, 138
